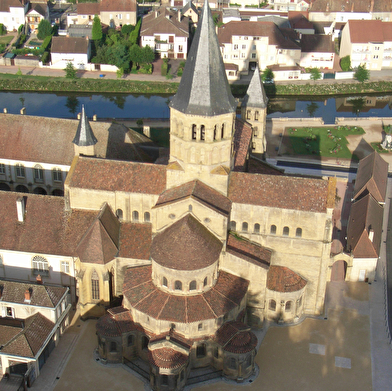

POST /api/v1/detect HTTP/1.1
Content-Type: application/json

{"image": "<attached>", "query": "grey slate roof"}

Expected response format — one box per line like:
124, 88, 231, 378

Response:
73, 105, 98, 147
169, 0, 236, 117
242, 65, 268, 109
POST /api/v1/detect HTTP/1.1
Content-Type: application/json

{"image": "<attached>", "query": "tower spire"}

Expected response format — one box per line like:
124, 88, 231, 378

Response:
72, 105, 98, 156
170, 0, 236, 116
242, 65, 268, 109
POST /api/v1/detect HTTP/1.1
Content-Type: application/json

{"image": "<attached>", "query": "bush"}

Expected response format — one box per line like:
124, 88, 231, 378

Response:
309, 67, 322, 80
41, 51, 50, 64
354, 64, 370, 82
37, 19, 52, 40
340, 55, 351, 72
41, 35, 52, 51
139, 63, 152, 74
64, 62, 77, 78
161, 60, 168, 76
0, 23, 6, 35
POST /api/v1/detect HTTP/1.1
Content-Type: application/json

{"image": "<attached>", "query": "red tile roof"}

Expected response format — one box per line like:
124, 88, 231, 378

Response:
248, 157, 284, 175
0, 313, 55, 358
346, 193, 384, 258
215, 321, 257, 354
267, 265, 307, 292
233, 118, 252, 172
68, 156, 166, 194
154, 180, 231, 216
228, 172, 330, 213
96, 308, 140, 337
310, 0, 390, 13
77, 2, 100, 14
226, 233, 271, 268
51, 36, 89, 54
353, 151, 388, 203
118, 223, 152, 260
151, 214, 222, 270
300, 34, 334, 53
347, 20, 384, 44
149, 329, 193, 350
149, 347, 189, 369
218, 21, 301, 50
100, 0, 136, 12
123, 266, 249, 322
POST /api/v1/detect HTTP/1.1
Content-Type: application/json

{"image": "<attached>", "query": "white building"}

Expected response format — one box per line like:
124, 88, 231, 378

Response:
0, 0, 27, 31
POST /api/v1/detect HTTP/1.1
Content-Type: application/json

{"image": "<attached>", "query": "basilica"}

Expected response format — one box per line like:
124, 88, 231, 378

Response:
0, 1, 387, 389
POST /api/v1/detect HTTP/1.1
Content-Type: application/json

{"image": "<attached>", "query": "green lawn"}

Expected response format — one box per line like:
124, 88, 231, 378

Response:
135, 127, 169, 147
0, 35, 13, 45
288, 125, 365, 159
371, 142, 390, 153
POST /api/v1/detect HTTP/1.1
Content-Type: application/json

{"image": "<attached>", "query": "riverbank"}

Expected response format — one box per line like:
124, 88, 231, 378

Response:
2, 66, 392, 96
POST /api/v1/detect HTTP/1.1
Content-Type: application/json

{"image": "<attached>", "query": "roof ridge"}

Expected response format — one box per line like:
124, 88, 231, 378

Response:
134, 286, 156, 307
201, 294, 217, 317
157, 295, 170, 319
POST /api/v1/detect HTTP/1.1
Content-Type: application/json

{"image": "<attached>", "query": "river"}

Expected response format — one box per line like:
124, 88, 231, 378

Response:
0, 92, 392, 124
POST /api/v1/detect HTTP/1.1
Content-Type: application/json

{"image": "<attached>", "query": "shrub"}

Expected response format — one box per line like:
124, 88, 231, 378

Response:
41, 51, 50, 64
340, 55, 351, 72
309, 67, 322, 81
161, 60, 168, 76
64, 62, 77, 78
0, 23, 6, 35
354, 64, 370, 82
139, 63, 152, 74
41, 35, 52, 51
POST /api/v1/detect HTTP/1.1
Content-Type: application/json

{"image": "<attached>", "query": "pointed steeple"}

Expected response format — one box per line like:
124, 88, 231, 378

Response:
73, 105, 98, 147
170, 0, 236, 116
242, 66, 268, 109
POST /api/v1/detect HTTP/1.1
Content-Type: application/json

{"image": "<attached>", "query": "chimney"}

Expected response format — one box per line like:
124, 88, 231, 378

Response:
369, 229, 374, 242
178, 9, 181, 21
36, 275, 43, 285
16, 197, 25, 222
24, 289, 31, 302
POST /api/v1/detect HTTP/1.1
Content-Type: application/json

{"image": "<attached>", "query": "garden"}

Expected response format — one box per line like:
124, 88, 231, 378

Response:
287, 125, 365, 159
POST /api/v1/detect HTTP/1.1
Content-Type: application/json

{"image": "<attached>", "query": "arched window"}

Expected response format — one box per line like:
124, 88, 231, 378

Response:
91, 270, 99, 300
229, 357, 236, 369
189, 280, 196, 290
214, 347, 219, 358
52, 168, 62, 182
144, 212, 150, 222
116, 209, 123, 220
269, 299, 276, 311
132, 210, 139, 222
110, 341, 117, 352
299, 296, 302, 307
162, 375, 169, 386
162, 277, 168, 287
198, 323, 203, 330
283, 226, 289, 236
127, 334, 134, 346
247, 110, 251, 120
242, 222, 248, 232
270, 225, 276, 235
200, 125, 205, 141
188, 204, 192, 212
203, 277, 208, 287
213, 125, 217, 140
221, 123, 225, 139
246, 354, 252, 367
34, 165, 44, 182
15, 164, 25, 178
254, 223, 260, 233
175, 280, 182, 291
230, 221, 236, 231
142, 336, 149, 350
255, 111, 259, 120
32, 255, 49, 275
296, 227, 302, 238
192, 124, 197, 140
285, 301, 292, 312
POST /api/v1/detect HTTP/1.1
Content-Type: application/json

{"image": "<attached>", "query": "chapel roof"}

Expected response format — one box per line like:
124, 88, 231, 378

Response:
67, 156, 166, 194
228, 172, 334, 213
0, 280, 67, 308
233, 118, 253, 172
0, 312, 55, 358
154, 180, 232, 216
170, 0, 237, 116
353, 151, 388, 203
267, 265, 307, 292
346, 193, 384, 258
96, 307, 141, 337
123, 266, 249, 322
242, 65, 268, 109
148, 348, 189, 369
118, 222, 152, 260
151, 214, 222, 270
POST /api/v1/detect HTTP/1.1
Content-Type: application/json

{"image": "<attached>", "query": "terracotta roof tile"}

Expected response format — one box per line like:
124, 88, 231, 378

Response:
96, 308, 140, 337
0, 279, 67, 308
311, 0, 390, 13
300, 34, 334, 53
0, 318, 24, 346
118, 223, 152, 260
123, 267, 249, 322
148, 347, 189, 369
154, 180, 231, 216
77, 2, 100, 14
347, 20, 384, 44
151, 214, 222, 270
149, 329, 192, 349
267, 265, 307, 292
229, 172, 330, 213
233, 118, 252, 172
215, 321, 257, 354
248, 157, 284, 175
226, 233, 271, 268
52, 36, 89, 54
68, 156, 166, 194
100, 0, 136, 12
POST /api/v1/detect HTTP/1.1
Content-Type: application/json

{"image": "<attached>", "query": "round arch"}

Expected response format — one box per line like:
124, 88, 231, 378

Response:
0, 183, 11, 191
331, 260, 348, 281
33, 187, 47, 195
15, 185, 29, 193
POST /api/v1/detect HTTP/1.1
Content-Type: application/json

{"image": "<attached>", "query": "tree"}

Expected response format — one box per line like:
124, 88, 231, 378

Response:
129, 19, 141, 45
92, 15, 102, 41
0, 23, 6, 35
309, 68, 322, 81
64, 62, 77, 79
354, 64, 370, 82
140, 45, 155, 64
37, 19, 52, 40
306, 102, 319, 117
65, 96, 79, 115
261, 68, 274, 83
340, 55, 351, 71
107, 44, 130, 72
121, 24, 135, 36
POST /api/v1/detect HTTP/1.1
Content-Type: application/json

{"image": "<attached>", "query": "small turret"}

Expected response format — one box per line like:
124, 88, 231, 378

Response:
241, 66, 268, 155
72, 105, 98, 156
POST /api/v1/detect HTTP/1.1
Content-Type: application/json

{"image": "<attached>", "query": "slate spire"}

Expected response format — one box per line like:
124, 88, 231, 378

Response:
242, 65, 268, 109
72, 105, 98, 146
170, 0, 236, 116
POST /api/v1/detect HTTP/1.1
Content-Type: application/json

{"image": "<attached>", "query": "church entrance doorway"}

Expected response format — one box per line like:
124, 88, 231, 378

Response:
331, 260, 347, 281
